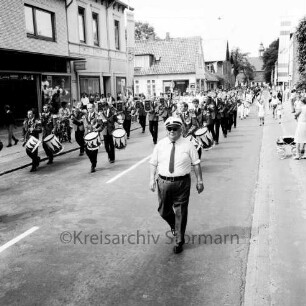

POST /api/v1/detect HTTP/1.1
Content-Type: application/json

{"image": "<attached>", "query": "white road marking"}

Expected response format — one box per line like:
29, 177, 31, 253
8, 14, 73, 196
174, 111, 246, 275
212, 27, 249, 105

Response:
106, 155, 152, 184
0, 226, 39, 254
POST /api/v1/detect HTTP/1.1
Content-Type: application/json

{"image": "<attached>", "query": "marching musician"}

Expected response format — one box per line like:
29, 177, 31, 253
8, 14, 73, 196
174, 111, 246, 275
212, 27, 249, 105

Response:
137, 99, 147, 133
161, 96, 176, 122
123, 100, 133, 139
148, 99, 159, 145
203, 96, 217, 143
84, 103, 103, 173
71, 103, 86, 156
22, 109, 42, 172
214, 95, 227, 144
101, 102, 117, 163
41, 104, 56, 164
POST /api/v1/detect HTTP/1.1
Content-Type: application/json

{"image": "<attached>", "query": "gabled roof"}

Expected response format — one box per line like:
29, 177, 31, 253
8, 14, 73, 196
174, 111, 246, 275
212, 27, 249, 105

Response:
205, 69, 219, 82
134, 36, 202, 75
203, 39, 229, 62
248, 57, 264, 71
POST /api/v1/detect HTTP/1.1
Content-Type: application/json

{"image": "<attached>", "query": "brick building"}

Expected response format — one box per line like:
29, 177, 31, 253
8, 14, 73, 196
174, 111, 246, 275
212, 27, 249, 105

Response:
0, 0, 79, 121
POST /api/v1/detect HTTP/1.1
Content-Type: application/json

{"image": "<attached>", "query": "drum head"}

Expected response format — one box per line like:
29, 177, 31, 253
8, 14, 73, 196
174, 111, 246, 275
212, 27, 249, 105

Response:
84, 132, 98, 141
112, 128, 126, 138
194, 127, 207, 136
43, 134, 54, 142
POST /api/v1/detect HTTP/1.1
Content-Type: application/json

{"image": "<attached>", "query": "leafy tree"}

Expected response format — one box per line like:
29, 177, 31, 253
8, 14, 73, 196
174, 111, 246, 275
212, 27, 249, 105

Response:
230, 48, 255, 84
262, 39, 279, 84
135, 21, 159, 41
296, 17, 306, 89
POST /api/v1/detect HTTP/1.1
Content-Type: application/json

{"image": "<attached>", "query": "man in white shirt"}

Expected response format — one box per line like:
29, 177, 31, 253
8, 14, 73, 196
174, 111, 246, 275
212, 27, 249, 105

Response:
149, 117, 204, 254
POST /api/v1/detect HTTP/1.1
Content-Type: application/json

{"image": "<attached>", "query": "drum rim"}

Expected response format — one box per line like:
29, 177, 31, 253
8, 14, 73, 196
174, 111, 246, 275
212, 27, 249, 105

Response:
43, 134, 55, 142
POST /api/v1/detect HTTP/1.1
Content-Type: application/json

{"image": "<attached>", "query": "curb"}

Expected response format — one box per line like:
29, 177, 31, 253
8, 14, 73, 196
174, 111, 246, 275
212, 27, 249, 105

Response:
0, 122, 158, 176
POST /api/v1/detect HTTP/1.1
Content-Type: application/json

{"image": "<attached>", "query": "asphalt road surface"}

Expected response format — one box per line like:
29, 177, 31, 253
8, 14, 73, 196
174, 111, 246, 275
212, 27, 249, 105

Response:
1, 105, 305, 305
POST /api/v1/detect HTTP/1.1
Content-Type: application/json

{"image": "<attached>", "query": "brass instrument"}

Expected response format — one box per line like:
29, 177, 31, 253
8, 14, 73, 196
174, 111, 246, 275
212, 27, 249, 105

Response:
144, 100, 152, 112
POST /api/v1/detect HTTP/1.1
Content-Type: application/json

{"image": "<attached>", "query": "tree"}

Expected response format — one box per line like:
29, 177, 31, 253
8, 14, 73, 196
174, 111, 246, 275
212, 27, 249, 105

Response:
135, 21, 159, 41
296, 17, 306, 89
230, 48, 255, 84
262, 39, 279, 84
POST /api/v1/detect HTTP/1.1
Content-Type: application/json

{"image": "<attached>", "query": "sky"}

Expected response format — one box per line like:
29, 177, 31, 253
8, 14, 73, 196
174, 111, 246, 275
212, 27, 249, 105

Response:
129, 0, 306, 57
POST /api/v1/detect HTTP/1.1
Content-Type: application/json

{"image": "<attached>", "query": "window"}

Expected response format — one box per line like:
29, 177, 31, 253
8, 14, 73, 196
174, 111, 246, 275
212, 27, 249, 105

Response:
24, 5, 55, 41
114, 20, 120, 50
78, 7, 86, 43
92, 13, 99, 46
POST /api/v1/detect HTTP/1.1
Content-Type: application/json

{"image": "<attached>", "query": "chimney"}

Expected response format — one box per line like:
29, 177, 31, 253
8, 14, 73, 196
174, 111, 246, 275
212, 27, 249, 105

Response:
165, 32, 170, 41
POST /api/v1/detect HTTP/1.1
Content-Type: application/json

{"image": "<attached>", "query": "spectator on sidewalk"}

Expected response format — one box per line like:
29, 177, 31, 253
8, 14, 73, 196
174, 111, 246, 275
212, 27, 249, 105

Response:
293, 97, 306, 160
257, 98, 265, 126
4, 105, 19, 147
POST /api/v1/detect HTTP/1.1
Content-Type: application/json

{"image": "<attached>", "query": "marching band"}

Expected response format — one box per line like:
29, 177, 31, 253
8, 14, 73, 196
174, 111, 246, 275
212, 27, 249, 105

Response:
21, 88, 254, 173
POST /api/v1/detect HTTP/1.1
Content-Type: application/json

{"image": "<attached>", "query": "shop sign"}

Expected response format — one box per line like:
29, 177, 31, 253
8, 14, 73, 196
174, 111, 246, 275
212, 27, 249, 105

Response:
74, 61, 87, 71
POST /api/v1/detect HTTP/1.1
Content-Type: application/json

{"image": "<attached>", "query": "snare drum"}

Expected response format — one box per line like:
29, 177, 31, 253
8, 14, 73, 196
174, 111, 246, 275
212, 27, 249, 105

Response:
84, 132, 101, 150
112, 128, 127, 149
194, 127, 214, 150
43, 134, 63, 155
25, 136, 41, 153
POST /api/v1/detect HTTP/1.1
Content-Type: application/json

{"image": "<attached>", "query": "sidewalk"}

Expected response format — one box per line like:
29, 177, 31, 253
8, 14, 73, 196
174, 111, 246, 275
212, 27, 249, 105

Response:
0, 121, 145, 176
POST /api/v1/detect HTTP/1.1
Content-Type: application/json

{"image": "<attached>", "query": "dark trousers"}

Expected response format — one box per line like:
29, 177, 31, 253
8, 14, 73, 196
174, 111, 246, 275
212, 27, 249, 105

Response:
227, 115, 233, 132
232, 110, 237, 128
149, 120, 158, 143
157, 175, 191, 245
123, 119, 131, 137
26, 148, 39, 168
214, 119, 221, 143
139, 116, 146, 132
42, 142, 54, 161
221, 118, 228, 136
75, 130, 85, 153
206, 123, 216, 142
104, 134, 115, 161
198, 148, 202, 159
7, 124, 18, 145
85, 148, 98, 167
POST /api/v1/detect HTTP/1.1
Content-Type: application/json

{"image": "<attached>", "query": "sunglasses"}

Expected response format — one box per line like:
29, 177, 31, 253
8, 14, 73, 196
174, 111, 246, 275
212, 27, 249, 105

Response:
167, 127, 179, 132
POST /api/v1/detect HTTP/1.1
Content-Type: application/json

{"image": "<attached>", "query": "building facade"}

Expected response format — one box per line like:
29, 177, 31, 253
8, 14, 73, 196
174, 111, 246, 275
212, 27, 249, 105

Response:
66, 0, 134, 100
0, 0, 76, 120
134, 36, 206, 97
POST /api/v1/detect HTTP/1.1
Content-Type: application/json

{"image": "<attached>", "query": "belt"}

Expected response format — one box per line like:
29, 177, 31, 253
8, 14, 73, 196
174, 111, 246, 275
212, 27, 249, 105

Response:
159, 174, 190, 182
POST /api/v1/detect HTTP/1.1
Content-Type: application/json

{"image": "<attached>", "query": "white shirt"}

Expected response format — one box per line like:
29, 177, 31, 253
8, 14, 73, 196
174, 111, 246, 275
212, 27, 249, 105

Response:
81, 97, 89, 106
150, 136, 200, 177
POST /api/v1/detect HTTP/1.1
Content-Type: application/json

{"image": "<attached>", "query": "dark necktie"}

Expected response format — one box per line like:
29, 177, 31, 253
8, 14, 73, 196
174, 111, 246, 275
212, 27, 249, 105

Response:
169, 141, 175, 173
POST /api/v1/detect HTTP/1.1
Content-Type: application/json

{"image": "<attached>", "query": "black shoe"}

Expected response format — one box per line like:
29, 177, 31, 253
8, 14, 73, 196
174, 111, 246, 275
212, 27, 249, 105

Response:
142, 130, 145, 133
173, 244, 183, 254
127, 136, 130, 139
79, 152, 84, 156
224, 134, 227, 138
14, 139, 19, 145
37, 157, 41, 167
109, 160, 115, 164
30, 166, 37, 172
47, 159, 53, 164
91, 166, 96, 173
6, 144, 12, 147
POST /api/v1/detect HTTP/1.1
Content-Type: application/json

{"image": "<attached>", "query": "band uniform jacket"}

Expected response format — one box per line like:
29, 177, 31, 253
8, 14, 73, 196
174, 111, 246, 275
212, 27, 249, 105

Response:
148, 100, 159, 122
22, 118, 42, 142
162, 99, 176, 118
84, 111, 103, 134
101, 108, 117, 136
180, 111, 198, 137
123, 101, 133, 121
215, 98, 226, 119
41, 111, 55, 138
71, 109, 85, 132
137, 102, 147, 117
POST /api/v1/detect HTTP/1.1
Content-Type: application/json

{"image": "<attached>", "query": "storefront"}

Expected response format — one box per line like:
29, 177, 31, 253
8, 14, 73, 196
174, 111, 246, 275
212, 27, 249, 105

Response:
0, 48, 82, 123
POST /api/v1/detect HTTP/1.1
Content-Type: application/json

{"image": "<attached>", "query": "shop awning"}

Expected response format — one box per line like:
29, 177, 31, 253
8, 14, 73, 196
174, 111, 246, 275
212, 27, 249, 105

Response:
0, 48, 85, 73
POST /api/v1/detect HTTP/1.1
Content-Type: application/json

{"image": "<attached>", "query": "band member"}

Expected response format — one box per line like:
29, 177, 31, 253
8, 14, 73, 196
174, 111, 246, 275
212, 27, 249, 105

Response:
123, 100, 132, 139
41, 104, 56, 164
22, 110, 42, 172
214, 96, 226, 144
101, 102, 117, 163
203, 97, 216, 142
148, 99, 159, 144
71, 103, 86, 156
149, 117, 204, 254
137, 100, 147, 133
84, 103, 103, 172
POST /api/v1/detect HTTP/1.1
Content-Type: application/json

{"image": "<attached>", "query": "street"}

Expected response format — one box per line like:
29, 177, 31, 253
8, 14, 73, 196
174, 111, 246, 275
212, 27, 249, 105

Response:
1, 104, 306, 305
